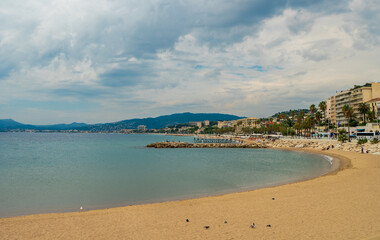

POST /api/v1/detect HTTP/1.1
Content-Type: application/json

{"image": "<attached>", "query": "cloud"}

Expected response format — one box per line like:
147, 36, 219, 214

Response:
50, 85, 109, 98
1, 0, 380, 124
248, 65, 267, 72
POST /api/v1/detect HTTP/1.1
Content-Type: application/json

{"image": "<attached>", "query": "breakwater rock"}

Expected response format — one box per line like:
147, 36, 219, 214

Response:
147, 142, 267, 148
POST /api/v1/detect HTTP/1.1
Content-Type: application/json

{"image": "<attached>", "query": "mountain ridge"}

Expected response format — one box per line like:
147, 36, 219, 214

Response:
0, 112, 244, 131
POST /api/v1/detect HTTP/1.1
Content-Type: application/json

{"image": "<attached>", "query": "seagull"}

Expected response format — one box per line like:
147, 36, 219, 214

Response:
80, 206, 83, 211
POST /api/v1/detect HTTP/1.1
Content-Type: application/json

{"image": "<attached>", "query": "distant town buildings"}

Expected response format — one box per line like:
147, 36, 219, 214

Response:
189, 122, 202, 128
137, 125, 147, 131
120, 129, 134, 133
217, 120, 237, 128
235, 117, 259, 132
237, 117, 259, 128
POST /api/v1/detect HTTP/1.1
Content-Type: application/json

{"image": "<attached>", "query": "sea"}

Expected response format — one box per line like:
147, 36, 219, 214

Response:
0, 132, 334, 218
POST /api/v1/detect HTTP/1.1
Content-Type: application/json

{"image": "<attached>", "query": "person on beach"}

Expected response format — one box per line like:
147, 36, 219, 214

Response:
362, 147, 364, 153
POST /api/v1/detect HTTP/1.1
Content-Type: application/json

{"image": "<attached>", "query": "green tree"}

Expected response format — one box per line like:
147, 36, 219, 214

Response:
318, 101, 327, 122
277, 113, 286, 122
303, 116, 313, 137
315, 111, 322, 126
241, 127, 254, 134
342, 104, 354, 142
358, 103, 370, 123
296, 114, 304, 136
299, 111, 305, 119
367, 109, 374, 122
310, 104, 316, 116
290, 110, 296, 120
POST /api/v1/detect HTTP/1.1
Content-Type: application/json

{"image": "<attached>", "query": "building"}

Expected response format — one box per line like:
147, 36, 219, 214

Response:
203, 120, 210, 126
334, 89, 351, 125
329, 82, 380, 125
236, 117, 259, 128
120, 129, 134, 133
235, 118, 260, 133
217, 120, 237, 128
137, 125, 147, 131
366, 98, 380, 120
326, 95, 336, 124
189, 122, 202, 128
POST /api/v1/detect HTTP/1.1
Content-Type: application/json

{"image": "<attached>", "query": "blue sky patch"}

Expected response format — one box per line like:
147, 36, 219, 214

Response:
248, 65, 267, 72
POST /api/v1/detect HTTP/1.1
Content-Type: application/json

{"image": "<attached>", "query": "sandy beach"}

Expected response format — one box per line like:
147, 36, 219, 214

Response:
1, 148, 380, 240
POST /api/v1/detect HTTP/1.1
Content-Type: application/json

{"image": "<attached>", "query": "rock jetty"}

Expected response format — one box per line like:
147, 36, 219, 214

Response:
147, 142, 267, 148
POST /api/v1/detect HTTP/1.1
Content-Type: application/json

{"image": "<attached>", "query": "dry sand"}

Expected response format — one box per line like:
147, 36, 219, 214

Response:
1, 149, 380, 240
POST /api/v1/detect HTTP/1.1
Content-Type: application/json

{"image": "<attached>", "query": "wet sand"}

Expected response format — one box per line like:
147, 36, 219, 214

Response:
1, 149, 380, 239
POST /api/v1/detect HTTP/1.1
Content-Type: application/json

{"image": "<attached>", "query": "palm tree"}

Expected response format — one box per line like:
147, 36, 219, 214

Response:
299, 111, 305, 119
255, 119, 261, 128
309, 105, 317, 135
315, 111, 322, 126
319, 101, 327, 122
310, 116, 316, 137
303, 116, 314, 137
342, 104, 354, 142
310, 104, 316, 116
358, 103, 370, 123
278, 113, 286, 122
290, 110, 296, 120
367, 109, 374, 122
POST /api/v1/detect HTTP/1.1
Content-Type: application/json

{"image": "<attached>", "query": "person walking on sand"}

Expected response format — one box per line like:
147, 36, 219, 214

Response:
362, 147, 364, 153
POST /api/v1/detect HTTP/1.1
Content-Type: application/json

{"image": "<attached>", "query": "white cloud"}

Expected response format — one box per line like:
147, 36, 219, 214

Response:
1, 0, 380, 123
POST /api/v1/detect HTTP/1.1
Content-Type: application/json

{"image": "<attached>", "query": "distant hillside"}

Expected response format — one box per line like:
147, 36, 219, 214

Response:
272, 109, 310, 117
0, 119, 35, 130
36, 122, 88, 130
0, 119, 87, 131
78, 112, 244, 131
0, 113, 244, 131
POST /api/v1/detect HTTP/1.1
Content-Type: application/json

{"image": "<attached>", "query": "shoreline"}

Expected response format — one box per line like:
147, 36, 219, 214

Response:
1, 148, 379, 239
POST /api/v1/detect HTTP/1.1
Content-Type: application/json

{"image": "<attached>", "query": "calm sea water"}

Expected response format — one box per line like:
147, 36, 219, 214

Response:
0, 132, 333, 217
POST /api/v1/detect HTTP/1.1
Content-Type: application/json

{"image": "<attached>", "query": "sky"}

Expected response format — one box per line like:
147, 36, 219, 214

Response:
0, 0, 380, 124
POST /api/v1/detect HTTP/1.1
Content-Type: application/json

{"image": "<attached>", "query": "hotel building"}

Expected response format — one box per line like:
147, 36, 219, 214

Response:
326, 96, 336, 124
367, 98, 380, 120
328, 82, 380, 125
236, 117, 259, 128
217, 120, 237, 128
189, 122, 202, 128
